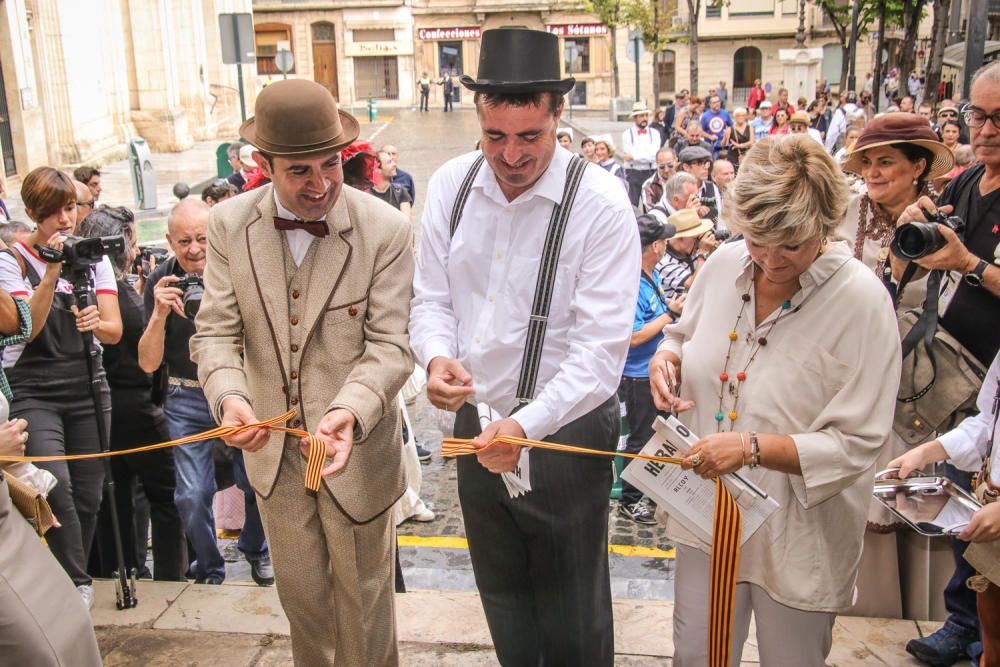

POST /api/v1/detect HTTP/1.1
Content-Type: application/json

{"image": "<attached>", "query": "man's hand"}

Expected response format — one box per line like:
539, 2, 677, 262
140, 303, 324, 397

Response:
426, 356, 475, 411
914, 224, 979, 273
667, 293, 686, 317
300, 408, 354, 477
685, 193, 701, 210
959, 502, 1000, 543
473, 418, 526, 474
220, 396, 270, 452
698, 231, 721, 253
152, 275, 185, 319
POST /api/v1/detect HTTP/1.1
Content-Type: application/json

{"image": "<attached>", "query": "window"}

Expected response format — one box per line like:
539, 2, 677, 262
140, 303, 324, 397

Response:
657, 49, 676, 93
255, 23, 294, 75
706, 5, 722, 18
564, 38, 590, 74
354, 56, 399, 100
570, 81, 587, 106
354, 29, 395, 42
313, 22, 335, 43
729, 0, 774, 15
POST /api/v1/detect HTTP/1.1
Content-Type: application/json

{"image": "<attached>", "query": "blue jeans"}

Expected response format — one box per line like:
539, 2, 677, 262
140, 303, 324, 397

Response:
166, 384, 268, 581
943, 464, 981, 643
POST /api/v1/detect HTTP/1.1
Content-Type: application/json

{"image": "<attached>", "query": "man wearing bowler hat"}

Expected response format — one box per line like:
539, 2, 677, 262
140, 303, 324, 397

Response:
410, 27, 640, 665
190, 78, 414, 666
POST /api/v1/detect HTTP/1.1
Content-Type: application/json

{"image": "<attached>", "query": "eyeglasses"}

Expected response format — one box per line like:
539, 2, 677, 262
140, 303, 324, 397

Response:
962, 104, 1000, 130
657, 163, 675, 171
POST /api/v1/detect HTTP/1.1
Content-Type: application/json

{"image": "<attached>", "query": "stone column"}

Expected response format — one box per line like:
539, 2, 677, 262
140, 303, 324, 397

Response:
778, 46, 823, 107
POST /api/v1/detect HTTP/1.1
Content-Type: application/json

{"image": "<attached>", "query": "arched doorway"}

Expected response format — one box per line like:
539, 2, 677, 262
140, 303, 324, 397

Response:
312, 22, 339, 99
732, 46, 762, 107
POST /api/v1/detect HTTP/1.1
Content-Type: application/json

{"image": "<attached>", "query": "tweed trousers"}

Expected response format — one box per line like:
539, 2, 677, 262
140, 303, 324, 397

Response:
257, 437, 398, 667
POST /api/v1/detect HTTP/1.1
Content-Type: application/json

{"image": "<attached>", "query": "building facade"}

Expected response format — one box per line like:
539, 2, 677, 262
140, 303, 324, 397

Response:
0, 0, 255, 180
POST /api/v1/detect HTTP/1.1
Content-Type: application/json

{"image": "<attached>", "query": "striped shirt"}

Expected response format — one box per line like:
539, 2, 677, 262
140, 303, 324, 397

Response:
656, 250, 696, 299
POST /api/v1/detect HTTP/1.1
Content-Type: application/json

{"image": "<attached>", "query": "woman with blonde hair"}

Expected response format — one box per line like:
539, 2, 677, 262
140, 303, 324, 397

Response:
648, 135, 900, 664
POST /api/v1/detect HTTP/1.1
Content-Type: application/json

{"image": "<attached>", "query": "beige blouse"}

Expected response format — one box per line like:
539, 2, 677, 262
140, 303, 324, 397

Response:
658, 240, 901, 612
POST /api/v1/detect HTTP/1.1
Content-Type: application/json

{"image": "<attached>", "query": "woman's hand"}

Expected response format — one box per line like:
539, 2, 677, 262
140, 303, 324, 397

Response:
0, 418, 28, 457
667, 293, 686, 317
959, 502, 1000, 543
42, 232, 65, 275
649, 351, 695, 413
887, 440, 948, 479
71, 304, 101, 333
681, 432, 745, 479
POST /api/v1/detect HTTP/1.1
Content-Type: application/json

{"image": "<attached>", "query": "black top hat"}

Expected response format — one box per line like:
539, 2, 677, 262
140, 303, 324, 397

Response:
460, 28, 575, 95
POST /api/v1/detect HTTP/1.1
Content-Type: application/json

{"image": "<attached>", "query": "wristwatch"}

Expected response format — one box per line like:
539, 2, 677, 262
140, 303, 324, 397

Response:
964, 258, 990, 287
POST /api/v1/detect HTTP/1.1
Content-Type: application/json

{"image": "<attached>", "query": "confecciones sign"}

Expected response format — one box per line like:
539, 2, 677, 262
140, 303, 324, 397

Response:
417, 27, 482, 40
545, 24, 609, 37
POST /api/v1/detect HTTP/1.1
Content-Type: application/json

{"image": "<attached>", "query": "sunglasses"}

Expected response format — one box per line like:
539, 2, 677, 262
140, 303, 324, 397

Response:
939, 111, 958, 118
658, 163, 676, 171
77, 200, 95, 207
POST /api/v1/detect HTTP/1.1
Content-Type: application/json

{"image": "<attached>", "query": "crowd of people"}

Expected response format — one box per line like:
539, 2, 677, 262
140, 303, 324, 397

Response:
0, 24, 998, 667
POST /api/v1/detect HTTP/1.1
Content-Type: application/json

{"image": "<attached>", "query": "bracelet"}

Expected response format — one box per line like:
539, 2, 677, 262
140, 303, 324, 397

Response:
667, 307, 681, 320
739, 431, 748, 467
750, 432, 760, 469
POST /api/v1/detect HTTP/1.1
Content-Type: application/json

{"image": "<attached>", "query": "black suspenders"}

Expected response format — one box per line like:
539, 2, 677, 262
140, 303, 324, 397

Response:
448, 154, 589, 403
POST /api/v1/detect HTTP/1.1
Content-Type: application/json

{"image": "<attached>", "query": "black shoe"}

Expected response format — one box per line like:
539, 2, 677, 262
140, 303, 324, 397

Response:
619, 500, 657, 525
905, 623, 978, 666
415, 443, 432, 462
248, 555, 275, 586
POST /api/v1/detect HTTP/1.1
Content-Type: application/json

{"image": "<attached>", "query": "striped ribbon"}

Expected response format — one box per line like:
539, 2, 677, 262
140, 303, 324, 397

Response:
0, 410, 329, 493
442, 435, 743, 667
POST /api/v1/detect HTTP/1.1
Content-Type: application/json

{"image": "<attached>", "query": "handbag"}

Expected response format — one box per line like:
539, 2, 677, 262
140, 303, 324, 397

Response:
3, 470, 55, 536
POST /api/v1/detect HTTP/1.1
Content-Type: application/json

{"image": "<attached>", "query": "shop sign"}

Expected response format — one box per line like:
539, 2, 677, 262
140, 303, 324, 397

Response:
345, 41, 413, 56
417, 27, 481, 41
545, 24, 608, 37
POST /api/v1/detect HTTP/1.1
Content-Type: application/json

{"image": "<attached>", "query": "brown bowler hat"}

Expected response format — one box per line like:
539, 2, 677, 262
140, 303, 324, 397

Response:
843, 113, 954, 179
239, 79, 360, 157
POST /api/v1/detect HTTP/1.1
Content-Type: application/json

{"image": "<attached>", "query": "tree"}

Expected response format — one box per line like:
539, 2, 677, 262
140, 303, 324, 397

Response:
622, 0, 678, 104
588, 0, 624, 97
895, 0, 928, 88
924, 0, 951, 105
813, 0, 856, 92
688, 0, 701, 93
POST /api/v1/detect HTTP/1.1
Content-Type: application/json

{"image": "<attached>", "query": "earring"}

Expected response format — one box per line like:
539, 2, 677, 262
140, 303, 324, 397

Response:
913, 179, 919, 186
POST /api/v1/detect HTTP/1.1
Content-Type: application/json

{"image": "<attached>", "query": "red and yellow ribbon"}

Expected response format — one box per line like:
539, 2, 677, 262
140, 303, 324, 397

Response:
0, 410, 330, 493
442, 435, 742, 667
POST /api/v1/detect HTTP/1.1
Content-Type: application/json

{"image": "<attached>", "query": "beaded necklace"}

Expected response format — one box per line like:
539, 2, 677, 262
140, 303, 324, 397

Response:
714, 275, 799, 432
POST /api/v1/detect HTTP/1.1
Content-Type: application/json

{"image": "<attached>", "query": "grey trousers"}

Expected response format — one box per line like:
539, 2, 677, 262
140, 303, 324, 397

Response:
257, 439, 398, 667
0, 476, 101, 666
673, 544, 836, 667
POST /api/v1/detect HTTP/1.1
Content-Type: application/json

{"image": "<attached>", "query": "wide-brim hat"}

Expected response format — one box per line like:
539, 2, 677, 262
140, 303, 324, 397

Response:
668, 208, 714, 238
630, 102, 652, 117
843, 113, 955, 179
789, 111, 810, 125
460, 28, 575, 95
239, 79, 360, 157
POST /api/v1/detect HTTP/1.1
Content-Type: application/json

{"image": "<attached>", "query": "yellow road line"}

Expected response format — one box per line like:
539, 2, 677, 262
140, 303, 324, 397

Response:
397, 534, 674, 559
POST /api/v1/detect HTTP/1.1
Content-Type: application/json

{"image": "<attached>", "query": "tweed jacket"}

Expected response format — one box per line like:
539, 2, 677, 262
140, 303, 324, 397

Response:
190, 184, 413, 522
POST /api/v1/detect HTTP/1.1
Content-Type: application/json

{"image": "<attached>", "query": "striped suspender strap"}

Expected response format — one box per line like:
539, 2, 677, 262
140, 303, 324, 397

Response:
515, 155, 588, 403
449, 154, 486, 239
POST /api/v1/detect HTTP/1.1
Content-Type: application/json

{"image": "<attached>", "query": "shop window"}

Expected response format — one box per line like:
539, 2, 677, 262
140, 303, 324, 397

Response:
355, 56, 399, 100
564, 38, 590, 74
354, 29, 395, 42
255, 23, 294, 75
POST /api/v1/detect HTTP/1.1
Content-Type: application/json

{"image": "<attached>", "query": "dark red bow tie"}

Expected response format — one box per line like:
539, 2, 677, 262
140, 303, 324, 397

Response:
274, 216, 329, 238
637, 128, 647, 135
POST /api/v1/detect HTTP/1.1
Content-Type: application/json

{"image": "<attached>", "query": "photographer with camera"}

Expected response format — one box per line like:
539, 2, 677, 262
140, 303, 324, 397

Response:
0, 167, 122, 609
888, 62, 1000, 665
138, 199, 272, 586
79, 206, 186, 582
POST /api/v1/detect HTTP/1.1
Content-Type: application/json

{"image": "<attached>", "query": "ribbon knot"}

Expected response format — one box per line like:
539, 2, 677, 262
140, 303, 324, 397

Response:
274, 216, 329, 238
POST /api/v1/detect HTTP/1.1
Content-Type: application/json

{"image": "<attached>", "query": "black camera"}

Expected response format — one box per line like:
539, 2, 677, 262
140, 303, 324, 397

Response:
174, 273, 204, 319
132, 245, 169, 276
712, 228, 732, 242
891, 212, 965, 260
37, 235, 125, 270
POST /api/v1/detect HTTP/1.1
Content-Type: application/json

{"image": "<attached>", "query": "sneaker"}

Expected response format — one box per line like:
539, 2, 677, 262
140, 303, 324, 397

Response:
77, 584, 95, 610
415, 443, 432, 462
905, 623, 979, 666
248, 555, 275, 587
619, 500, 657, 525
194, 574, 225, 585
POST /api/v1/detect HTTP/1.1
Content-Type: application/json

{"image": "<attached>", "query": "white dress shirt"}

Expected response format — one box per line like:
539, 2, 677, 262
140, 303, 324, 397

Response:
410, 147, 641, 441
939, 350, 1000, 487
622, 125, 662, 169
274, 193, 317, 266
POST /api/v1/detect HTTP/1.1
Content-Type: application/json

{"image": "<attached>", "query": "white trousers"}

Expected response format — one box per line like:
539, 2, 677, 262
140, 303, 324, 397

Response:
673, 544, 836, 667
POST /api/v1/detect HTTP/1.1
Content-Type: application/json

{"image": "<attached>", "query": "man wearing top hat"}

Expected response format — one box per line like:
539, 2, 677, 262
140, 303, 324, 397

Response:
622, 102, 662, 207
410, 27, 641, 666
190, 79, 414, 666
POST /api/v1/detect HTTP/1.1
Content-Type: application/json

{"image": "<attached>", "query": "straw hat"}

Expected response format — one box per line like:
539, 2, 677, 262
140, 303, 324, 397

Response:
630, 102, 652, 117
240, 79, 359, 157
789, 111, 810, 125
668, 208, 714, 239
843, 113, 955, 179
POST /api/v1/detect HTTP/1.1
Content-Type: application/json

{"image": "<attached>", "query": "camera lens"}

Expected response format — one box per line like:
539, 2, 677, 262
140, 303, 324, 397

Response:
894, 222, 945, 260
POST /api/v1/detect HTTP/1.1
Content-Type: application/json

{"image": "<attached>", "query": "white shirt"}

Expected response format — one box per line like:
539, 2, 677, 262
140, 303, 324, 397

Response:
273, 193, 317, 266
0, 241, 118, 367
410, 147, 641, 440
622, 125, 662, 168
939, 350, 1000, 487
825, 108, 847, 153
